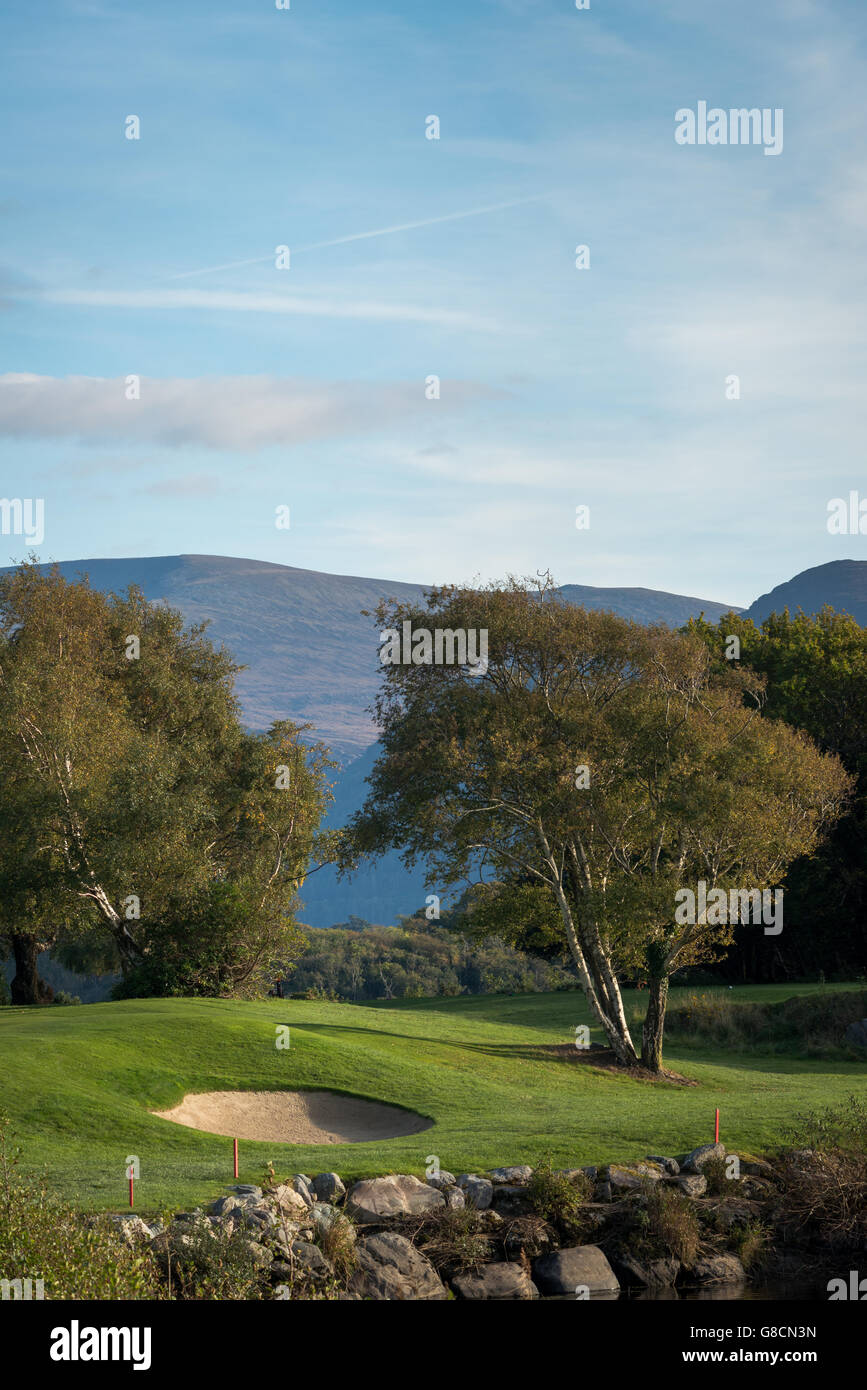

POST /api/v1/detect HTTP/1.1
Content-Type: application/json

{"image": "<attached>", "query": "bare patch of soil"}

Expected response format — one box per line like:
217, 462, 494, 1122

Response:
151, 1089, 433, 1143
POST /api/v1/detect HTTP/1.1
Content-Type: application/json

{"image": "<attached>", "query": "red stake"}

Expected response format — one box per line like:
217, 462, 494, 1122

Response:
715, 1107, 720, 1143
233, 1137, 239, 1179
129, 1173, 134, 1208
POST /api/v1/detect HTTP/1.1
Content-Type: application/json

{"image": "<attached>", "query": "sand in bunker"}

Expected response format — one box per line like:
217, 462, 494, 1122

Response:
152, 1090, 433, 1144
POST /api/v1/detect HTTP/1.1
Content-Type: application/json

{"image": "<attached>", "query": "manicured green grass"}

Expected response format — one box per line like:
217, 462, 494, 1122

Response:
1, 983, 864, 1212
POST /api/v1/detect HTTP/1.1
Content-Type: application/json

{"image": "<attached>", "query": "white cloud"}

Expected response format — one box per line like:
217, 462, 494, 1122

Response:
37, 287, 497, 330
0, 373, 496, 450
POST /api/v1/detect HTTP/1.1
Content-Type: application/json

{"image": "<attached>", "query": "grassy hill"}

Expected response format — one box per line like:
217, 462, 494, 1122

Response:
2, 984, 865, 1212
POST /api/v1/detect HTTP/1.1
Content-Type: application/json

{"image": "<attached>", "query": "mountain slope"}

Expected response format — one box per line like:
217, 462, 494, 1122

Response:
6, 554, 739, 760
744, 559, 867, 627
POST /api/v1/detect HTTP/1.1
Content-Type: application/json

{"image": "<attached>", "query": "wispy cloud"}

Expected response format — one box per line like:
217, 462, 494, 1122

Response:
0, 373, 498, 450
35, 288, 495, 329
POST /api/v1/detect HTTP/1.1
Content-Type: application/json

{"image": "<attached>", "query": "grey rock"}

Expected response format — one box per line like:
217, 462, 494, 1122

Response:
349, 1232, 447, 1300
443, 1186, 465, 1210
311, 1172, 346, 1204
682, 1143, 726, 1174
232, 1184, 263, 1198
291, 1175, 315, 1207
487, 1165, 533, 1184
209, 1195, 242, 1218
245, 1240, 273, 1268
456, 1174, 493, 1210
268, 1184, 310, 1217
608, 1163, 662, 1191
687, 1253, 746, 1285
613, 1253, 680, 1288
425, 1171, 456, 1190
533, 1245, 620, 1295
451, 1262, 539, 1300
346, 1175, 445, 1224
670, 1174, 707, 1197
646, 1155, 680, 1175
288, 1240, 333, 1281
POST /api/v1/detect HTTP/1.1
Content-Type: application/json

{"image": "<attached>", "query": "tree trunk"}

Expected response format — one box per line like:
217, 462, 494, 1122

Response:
640, 973, 668, 1072
9, 934, 54, 1006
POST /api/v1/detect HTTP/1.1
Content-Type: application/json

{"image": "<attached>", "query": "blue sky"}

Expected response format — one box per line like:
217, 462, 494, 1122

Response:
1, 0, 866, 606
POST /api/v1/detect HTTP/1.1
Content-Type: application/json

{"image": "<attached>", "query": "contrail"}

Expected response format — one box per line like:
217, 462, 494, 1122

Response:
162, 194, 550, 281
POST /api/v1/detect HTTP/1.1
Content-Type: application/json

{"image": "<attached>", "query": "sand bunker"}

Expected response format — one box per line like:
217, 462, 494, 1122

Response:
151, 1090, 432, 1144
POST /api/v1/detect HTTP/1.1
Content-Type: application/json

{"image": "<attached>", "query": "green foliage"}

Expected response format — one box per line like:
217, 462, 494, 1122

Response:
287, 919, 575, 1001
0, 560, 335, 999
785, 1093, 867, 1156
0, 1114, 164, 1299
638, 1183, 701, 1263
528, 1158, 592, 1239
664, 989, 867, 1057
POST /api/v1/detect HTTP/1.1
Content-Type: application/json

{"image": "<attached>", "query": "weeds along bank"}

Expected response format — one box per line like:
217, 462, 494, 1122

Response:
3, 1102, 865, 1301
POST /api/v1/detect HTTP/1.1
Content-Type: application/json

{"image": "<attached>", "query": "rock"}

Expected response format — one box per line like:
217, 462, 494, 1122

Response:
451, 1262, 539, 1300
687, 1253, 746, 1285
107, 1215, 152, 1247
703, 1197, 762, 1230
245, 1240, 273, 1268
612, 1254, 680, 1288
232, 1184, 263, 1199
239, 1206, 278, 1233
533, 1245, 620, 1296
487, 1165, 533, 1184
456, 1174, 493, 1210
444, 1187, 466, 1210
845, 1019, 867, 1049
491, 1184, 535, 1218
580, 1166, 598, 1182
210, 1195, 242, 1219
595, 1181, 613, 1203
268, 1184, 310, 1218
608, 1164, 662, 1192
289, 1176, 315, 1207
646, 1155, 680, 1175
349, 1232, 448, 1300
502, 1217, 557, 1260
736, 1157, 776, 1181
682, 1143, 726, 1174
740, 1176, 775, 1199
669, 1174, 707, 1197
346, 1175, 445, 1224
287, 1240, 333, 1281
311, 1172, 346, 1204
425, 1171, 456, 1190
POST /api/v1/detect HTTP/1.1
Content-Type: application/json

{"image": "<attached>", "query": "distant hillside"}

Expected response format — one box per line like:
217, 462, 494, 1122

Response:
744, 559, 867, 627
4, 554, 739, 761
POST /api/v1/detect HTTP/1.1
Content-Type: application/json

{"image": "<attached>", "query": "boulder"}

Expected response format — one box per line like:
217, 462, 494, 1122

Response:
669, 1174, 707, 1197
681, 1143, 726, 1174
287, 1240, 333, 1282
451, 1262, 539, 1300
244, 1240, 272, 1269
444, 1187, 466, 1210
612, 1254, 680, 1289
646, 1155, 680, 1175
608, 1164, 662, 1192
209, 1195, 242, 1219
311, 1172, 346, 1204
533, 1245, 620, 1296
291, 1175, 315, 1207
487, 1165, 533, 1184
268, 1184, 310, 1218
456, 1174, 493, 1210
346, 1175, 445, 1224
231, 1184, 263, 1199
349, 1232, 448, 1300
687, 1253, 746, 1285
425, 1170, 456, 1191
107, 1214, 152, 1246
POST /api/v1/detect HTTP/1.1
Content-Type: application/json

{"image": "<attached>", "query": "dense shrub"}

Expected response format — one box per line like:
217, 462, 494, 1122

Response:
663, 988, 867, 1056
